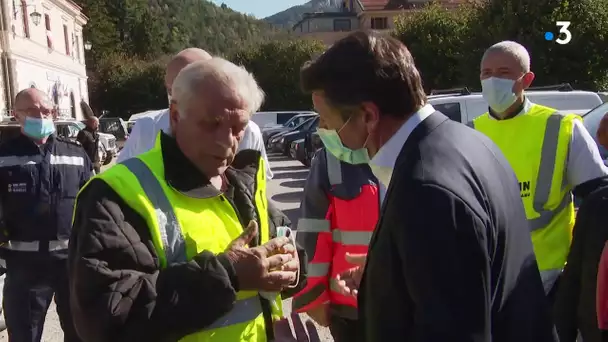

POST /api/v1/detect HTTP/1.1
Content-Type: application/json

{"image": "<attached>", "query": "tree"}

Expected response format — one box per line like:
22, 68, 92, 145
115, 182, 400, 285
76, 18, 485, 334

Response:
393, 3, 478, 92
232, 39, 326, 110
474, 0, 608, 90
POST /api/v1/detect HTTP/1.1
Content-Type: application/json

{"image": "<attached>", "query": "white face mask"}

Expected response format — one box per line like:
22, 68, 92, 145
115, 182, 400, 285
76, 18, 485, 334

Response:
481, 77, 518, 115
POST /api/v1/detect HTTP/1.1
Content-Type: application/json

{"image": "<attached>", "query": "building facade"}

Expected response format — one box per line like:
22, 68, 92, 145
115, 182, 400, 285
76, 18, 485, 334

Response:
293, 0, 464, 45
0, 0, 88, 120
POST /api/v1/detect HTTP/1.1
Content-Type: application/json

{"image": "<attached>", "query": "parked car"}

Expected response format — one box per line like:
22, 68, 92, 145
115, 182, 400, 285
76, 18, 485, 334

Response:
56, 120, 118, 165
267, 117, 317, 151
276, 117, 319, 156
582, 102, 608, 164
0, 119, 118, 165
304, 130, 323, 166
289, 138, 309, 166
98, 117, 129, 149
251, 111, 316, 128
262, 113, 317, 145
428, 84, 601, 123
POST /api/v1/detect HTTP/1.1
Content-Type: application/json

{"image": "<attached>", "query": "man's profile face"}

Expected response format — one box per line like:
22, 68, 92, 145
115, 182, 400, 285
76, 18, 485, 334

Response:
312, 91, 368, 151
171, 81, 249, 177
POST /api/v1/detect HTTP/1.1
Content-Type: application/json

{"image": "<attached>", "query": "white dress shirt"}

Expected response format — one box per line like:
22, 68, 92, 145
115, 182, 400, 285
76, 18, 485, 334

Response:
369, 104, 435, 203
117, 110, 273, 179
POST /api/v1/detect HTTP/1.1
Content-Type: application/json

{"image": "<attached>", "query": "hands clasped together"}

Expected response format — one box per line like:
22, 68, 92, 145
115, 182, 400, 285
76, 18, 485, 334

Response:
224, 220, 299, 292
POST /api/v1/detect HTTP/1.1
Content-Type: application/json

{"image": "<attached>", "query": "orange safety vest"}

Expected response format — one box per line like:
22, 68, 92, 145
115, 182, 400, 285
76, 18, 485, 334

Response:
293, 149, 379, 320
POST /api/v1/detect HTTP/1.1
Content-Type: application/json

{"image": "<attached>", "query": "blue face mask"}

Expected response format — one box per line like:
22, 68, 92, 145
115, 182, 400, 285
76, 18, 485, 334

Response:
317, 116, 370, 165
23, 117, 55, 140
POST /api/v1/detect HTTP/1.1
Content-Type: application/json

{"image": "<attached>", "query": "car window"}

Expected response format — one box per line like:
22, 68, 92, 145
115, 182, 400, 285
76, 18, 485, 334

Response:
434, 102, 462, 122
276, 113, 299, 125
582, 103, 608, 160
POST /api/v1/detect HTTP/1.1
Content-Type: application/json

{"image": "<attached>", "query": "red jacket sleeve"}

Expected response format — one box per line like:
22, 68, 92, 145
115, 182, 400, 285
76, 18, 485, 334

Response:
292, 150, 332, 312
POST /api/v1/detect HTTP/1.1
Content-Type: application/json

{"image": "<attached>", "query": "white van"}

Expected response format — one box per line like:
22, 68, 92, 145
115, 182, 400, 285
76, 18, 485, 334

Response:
251, 111, 317, 128
428, 85, 603, 123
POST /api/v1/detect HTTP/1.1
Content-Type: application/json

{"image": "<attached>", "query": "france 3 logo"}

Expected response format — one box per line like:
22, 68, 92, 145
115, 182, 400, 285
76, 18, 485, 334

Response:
544, 21, 572, 45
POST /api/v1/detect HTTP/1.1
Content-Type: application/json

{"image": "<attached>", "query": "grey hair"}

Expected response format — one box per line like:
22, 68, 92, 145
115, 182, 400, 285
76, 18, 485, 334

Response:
482, 41, 531, 72
171, 57, 265, 117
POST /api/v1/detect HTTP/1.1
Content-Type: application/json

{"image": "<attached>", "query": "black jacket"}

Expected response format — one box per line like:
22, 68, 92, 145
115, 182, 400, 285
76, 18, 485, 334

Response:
0, 133, 91, 259
358, 111, 557, 342
554, 177, 608, 342
68, 133, 299, 342
76, 127, 99, 164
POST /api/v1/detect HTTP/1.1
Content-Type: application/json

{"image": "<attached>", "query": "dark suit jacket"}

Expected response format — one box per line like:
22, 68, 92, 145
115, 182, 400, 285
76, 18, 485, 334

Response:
358, 111, 557, 342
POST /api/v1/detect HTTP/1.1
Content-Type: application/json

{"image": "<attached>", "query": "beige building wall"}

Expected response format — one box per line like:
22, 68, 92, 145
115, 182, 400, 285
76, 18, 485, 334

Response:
3, 0, 88, 120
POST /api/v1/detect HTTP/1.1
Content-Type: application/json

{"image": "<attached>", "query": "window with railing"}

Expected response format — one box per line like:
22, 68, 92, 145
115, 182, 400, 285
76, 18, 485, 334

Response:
44, 14, 52, 49
21, 0, 29, 38
333, 18, 351, 31
371, 17, 388, 30
63, 24, 70, 55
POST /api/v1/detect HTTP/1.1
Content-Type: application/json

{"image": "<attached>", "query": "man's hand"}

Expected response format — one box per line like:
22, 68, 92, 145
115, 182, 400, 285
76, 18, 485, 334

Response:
306, 303, 330, 327
224, 220, 298, 292
274, 313, 321, 342
332, 253, 367, 297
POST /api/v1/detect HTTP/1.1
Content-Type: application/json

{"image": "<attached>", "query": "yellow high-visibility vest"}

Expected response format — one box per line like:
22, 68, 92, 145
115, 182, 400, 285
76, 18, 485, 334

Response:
473, 103, 578, 289
79, 135, 283, 341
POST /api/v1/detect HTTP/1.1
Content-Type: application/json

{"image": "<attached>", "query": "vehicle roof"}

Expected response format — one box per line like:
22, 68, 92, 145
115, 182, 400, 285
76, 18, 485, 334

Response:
427, 90, 600, 101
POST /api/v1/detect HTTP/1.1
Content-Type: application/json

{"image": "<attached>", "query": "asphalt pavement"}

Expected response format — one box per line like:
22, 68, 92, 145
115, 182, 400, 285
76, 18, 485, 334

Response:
0, 153, 334, 341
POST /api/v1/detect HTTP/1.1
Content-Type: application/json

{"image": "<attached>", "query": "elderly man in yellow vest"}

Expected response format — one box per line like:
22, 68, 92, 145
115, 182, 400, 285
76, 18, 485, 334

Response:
68, 58, 308, 341
471, 40, 608, 299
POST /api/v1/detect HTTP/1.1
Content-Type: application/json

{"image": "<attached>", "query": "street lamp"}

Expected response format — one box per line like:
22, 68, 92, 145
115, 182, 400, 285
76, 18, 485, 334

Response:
29, 10, 41, 26
84, 41, 92, 51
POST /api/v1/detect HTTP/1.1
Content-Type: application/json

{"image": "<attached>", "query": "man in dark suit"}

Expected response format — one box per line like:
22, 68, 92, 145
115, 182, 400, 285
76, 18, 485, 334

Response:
299, 31, 557, 341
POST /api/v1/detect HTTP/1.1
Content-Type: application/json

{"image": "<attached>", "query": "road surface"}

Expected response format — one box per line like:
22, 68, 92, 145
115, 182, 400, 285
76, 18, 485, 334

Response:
0, 153, 334, 341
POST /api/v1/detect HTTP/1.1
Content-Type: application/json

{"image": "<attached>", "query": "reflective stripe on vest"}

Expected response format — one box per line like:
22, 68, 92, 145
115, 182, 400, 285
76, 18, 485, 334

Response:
119, 158, 263, 330
529, 114, 572, 231
326, 149, 342, 185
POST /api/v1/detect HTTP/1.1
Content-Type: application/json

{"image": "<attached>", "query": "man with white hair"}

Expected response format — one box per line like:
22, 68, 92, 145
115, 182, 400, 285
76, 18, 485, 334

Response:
68, 58, 309, 341
471, 40, 608, 300
118, 47, 273, 180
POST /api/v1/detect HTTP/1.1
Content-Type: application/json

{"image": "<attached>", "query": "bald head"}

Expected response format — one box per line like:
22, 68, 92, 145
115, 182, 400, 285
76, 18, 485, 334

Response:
15, 88, 50, 109
165, 48, 212, 94
86, 116, 99, 130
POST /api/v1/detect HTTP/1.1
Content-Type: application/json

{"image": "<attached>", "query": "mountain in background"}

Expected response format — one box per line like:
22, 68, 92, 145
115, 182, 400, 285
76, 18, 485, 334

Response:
264, 0, 344, 29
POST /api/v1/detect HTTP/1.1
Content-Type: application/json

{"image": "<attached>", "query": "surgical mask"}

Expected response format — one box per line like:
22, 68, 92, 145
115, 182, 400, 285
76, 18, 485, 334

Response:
23, 117, 55, 140
317, 117, 370, 165
481, 77, 518, 114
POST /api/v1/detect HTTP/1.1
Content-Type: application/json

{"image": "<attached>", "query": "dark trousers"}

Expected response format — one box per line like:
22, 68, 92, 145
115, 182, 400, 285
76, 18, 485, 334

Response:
3, 256, 81, 342
329, 314, 364, 342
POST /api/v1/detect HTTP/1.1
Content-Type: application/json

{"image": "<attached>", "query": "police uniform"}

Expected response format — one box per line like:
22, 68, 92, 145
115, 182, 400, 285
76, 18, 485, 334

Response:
0, 133, 91, 342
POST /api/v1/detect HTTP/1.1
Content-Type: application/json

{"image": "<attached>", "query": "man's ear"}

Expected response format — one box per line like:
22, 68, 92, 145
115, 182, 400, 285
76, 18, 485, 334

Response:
522, 72, 535, 89
169, 101, 180, 127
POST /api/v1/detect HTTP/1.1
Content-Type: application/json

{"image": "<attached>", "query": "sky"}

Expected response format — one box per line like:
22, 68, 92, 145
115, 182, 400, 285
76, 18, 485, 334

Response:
211, 0, 308, 18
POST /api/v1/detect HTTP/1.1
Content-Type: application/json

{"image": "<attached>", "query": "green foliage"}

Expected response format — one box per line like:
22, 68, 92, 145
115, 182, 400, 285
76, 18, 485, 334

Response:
394, 3, 478, 92
393, 0, 608, 92
232, 39, 326, 111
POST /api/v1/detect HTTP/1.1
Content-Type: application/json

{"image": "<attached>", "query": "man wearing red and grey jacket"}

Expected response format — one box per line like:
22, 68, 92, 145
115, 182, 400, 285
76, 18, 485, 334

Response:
292, 148, 379, 342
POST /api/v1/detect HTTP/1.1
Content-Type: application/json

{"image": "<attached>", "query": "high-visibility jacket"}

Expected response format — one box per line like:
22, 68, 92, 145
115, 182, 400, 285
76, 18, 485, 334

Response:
293, 149, 379, 320
87, 137, 283, 341
472, 103, 578, 291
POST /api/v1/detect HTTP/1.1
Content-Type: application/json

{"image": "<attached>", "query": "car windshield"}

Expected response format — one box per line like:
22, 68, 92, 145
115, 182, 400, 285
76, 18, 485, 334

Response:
292, 118, 314, 130
582, 102, 608, 161
75, 122, 85, 130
